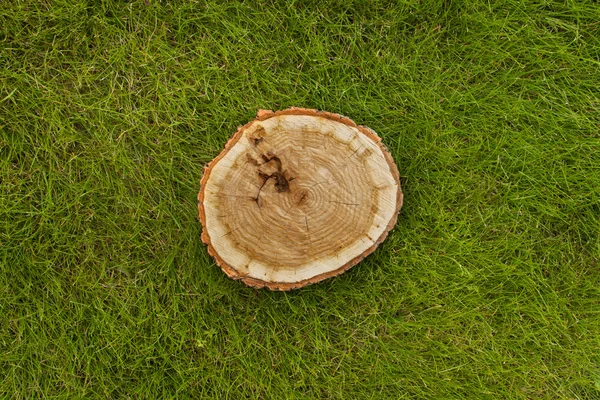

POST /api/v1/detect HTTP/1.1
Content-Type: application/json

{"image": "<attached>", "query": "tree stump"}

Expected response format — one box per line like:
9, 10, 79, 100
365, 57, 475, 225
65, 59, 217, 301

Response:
198, 108, 403, 290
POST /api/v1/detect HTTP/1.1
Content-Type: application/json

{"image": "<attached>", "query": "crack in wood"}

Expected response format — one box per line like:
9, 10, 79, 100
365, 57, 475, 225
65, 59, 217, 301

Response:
305, 215, 313, 252
328, 200, 361, 206
220, 227, 241, 238
252, 153, 292, 208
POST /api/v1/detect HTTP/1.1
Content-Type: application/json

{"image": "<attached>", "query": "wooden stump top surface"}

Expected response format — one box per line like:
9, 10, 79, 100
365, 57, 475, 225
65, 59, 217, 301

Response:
198, 108, 403, 290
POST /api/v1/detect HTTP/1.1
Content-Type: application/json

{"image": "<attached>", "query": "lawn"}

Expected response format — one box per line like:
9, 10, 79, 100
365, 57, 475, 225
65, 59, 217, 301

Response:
1, 0, 599, 398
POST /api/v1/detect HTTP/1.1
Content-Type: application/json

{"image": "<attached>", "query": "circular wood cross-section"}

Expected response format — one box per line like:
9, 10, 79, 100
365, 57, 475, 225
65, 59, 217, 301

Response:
198, 108, 403, 290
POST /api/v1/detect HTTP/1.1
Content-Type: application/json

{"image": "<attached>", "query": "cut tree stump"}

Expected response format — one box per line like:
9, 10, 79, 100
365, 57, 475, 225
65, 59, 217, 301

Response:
198, 108, 403, 290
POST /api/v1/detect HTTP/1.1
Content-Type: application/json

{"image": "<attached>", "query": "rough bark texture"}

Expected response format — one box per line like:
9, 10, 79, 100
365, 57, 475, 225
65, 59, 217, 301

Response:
198, 108, 403, 290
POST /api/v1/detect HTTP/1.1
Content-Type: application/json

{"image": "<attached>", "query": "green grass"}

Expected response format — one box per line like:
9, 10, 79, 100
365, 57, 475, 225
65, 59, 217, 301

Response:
1, 0, 599, 398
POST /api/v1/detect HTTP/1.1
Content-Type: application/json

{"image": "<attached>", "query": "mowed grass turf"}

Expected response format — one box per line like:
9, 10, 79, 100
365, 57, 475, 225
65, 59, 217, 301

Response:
1, 0, 600, 398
